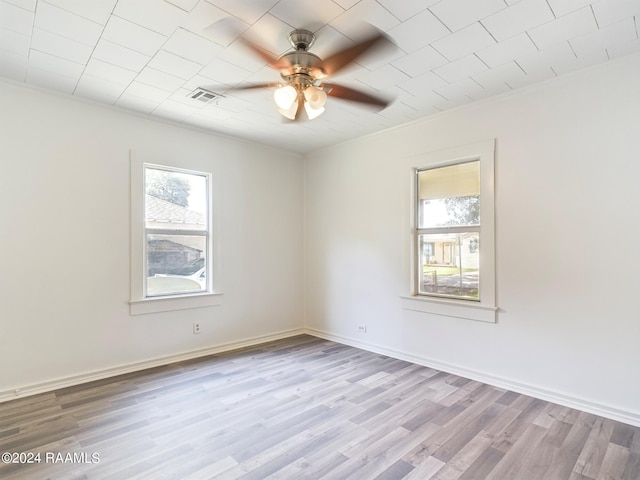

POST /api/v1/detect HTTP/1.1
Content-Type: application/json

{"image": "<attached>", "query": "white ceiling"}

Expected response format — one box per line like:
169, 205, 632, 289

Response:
1, 0, 639, 154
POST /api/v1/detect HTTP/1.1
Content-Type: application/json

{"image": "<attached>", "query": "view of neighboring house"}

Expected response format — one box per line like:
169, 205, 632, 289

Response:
145, 194, 205, 276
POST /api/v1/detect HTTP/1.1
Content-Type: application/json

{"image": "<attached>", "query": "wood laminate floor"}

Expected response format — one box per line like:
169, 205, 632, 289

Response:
1, 335, 638, 479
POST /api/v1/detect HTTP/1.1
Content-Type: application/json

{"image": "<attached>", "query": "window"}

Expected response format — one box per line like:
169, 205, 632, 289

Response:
144, 165, 209, 297
417, 161, 480, 300
130, 153, 221, 315
402, 140, 496, 323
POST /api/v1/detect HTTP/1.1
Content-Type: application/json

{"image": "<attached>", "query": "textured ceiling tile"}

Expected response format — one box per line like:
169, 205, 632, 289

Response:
205, 0, 280, 24
0, 26, 30, 56
31, 28, 93, 65
116, 93, 160, 113
26, 67, 78, 93
391, 45, 448, 77
135, 66, 186, 92
163, 28, 223, 65
3, 0, 36, 11
606, 38, 640, 59
84, 57, 139, 85
376, 0, 435, 22
430, 0, 507, 32
471, 61, 527, 89
153, 99, 200, 121
0, 51, 27, 81
93, 39, 151, 72
269, 0, 344, 31
44, 0, 118, 25
434, 77, 486, 102
331, 0, 401, 36
506, 66, 555, 89
148, 50, 203, 79
75, 74, 127, 103
570, 17, 637, 57
102, 16, 168, 56
35, 1, 103, 46
356, 64, 410, 90
551, 49, 608, 75
0, 1, 34, 35
591, 0, 640, 28
398, 71, 448, 95
515, 42, 576, 74
527, 6, 598, 50
476, 33, 539, 68
180, 1, 228, 39
432, 54, 489, 83
481, 0, 555, 42
28, 49, 85, 79
125, 80, 173, 102
432, 23, 496, 61
546, 0, 592, 17
114, 0, 186, 36
165, 0, 199, 12
387, 9, 450, 53
199, 57, 252, 85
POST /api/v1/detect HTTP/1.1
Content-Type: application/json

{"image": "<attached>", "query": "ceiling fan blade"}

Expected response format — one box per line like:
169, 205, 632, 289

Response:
319, 32, 389, 77
237, 36, 290, 70
229, 82, 278, 91
323, 83, 390, 108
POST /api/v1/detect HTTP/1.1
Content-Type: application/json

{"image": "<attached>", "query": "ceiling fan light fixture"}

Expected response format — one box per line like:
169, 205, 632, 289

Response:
274, 85, 298, 110
304, 103, 325, 120
278, 100, 299, 120
304, 85, 327, 110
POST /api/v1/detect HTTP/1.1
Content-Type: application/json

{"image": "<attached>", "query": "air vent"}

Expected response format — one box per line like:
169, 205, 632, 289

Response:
189, 88, 223, 104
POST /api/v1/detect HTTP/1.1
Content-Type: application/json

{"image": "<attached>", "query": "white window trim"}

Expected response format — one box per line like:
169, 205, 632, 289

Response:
401, 139, 497, 323
129, 150, 223, 315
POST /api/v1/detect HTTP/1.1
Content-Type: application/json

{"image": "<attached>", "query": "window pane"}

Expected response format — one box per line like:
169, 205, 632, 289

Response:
418, 233, 479, 300
145, 167, 207, 231
418, 161, 479, 228
146, 234, 206, 296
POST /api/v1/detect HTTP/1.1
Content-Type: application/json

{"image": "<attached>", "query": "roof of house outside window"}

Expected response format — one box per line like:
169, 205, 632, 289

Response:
145, 194, 205, 228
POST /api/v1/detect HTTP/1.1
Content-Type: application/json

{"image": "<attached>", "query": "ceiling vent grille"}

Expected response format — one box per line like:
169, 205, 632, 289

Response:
189, 88, 223, 104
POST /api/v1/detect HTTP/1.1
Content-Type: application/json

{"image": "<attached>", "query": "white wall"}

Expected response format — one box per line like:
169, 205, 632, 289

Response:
0, 81, 304, 396
304, 52, 640, 425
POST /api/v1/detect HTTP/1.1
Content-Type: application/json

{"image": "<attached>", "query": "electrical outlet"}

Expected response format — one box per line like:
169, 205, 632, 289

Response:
193, 323, 201, 334
357, 324, 367, 333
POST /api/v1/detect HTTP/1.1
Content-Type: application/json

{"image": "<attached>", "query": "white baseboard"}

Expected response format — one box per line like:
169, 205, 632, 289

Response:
0, 328, 305, 404
304, 327, 640, 428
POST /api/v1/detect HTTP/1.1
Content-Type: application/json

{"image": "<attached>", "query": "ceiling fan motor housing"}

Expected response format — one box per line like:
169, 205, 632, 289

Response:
288, 29, 315, 50
279, 30, 327, 83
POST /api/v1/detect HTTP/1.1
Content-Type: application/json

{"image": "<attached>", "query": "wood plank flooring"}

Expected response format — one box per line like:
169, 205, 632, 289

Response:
1, 335, 638, 479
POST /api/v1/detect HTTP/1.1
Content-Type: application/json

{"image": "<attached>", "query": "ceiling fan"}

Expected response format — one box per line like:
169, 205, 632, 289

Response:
209, 27, 393, 121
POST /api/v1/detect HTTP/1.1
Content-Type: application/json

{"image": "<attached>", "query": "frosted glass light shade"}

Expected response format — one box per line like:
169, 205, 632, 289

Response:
304, 103, 325, 120
274, 85, 298, 110
304, 86, 327, 110
278, 101, 299, 120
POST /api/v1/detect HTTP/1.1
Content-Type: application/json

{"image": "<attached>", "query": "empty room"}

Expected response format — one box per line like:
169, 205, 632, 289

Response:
1, 0, 639, 479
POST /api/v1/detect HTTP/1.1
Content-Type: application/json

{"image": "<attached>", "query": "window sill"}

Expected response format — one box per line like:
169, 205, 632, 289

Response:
400, 295, 496, 323
130, 292, 223, 316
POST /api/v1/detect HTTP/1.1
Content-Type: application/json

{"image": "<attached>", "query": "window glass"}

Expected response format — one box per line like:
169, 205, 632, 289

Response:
417, 161, 480, 228
418, 233, 479, 299
144, 166, 209, 297
416, 160, 480, 301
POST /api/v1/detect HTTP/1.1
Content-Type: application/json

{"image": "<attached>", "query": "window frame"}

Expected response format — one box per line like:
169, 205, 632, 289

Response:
402, 140, 497, 323
415, 159, 481, 301
130, 152, 222, 315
